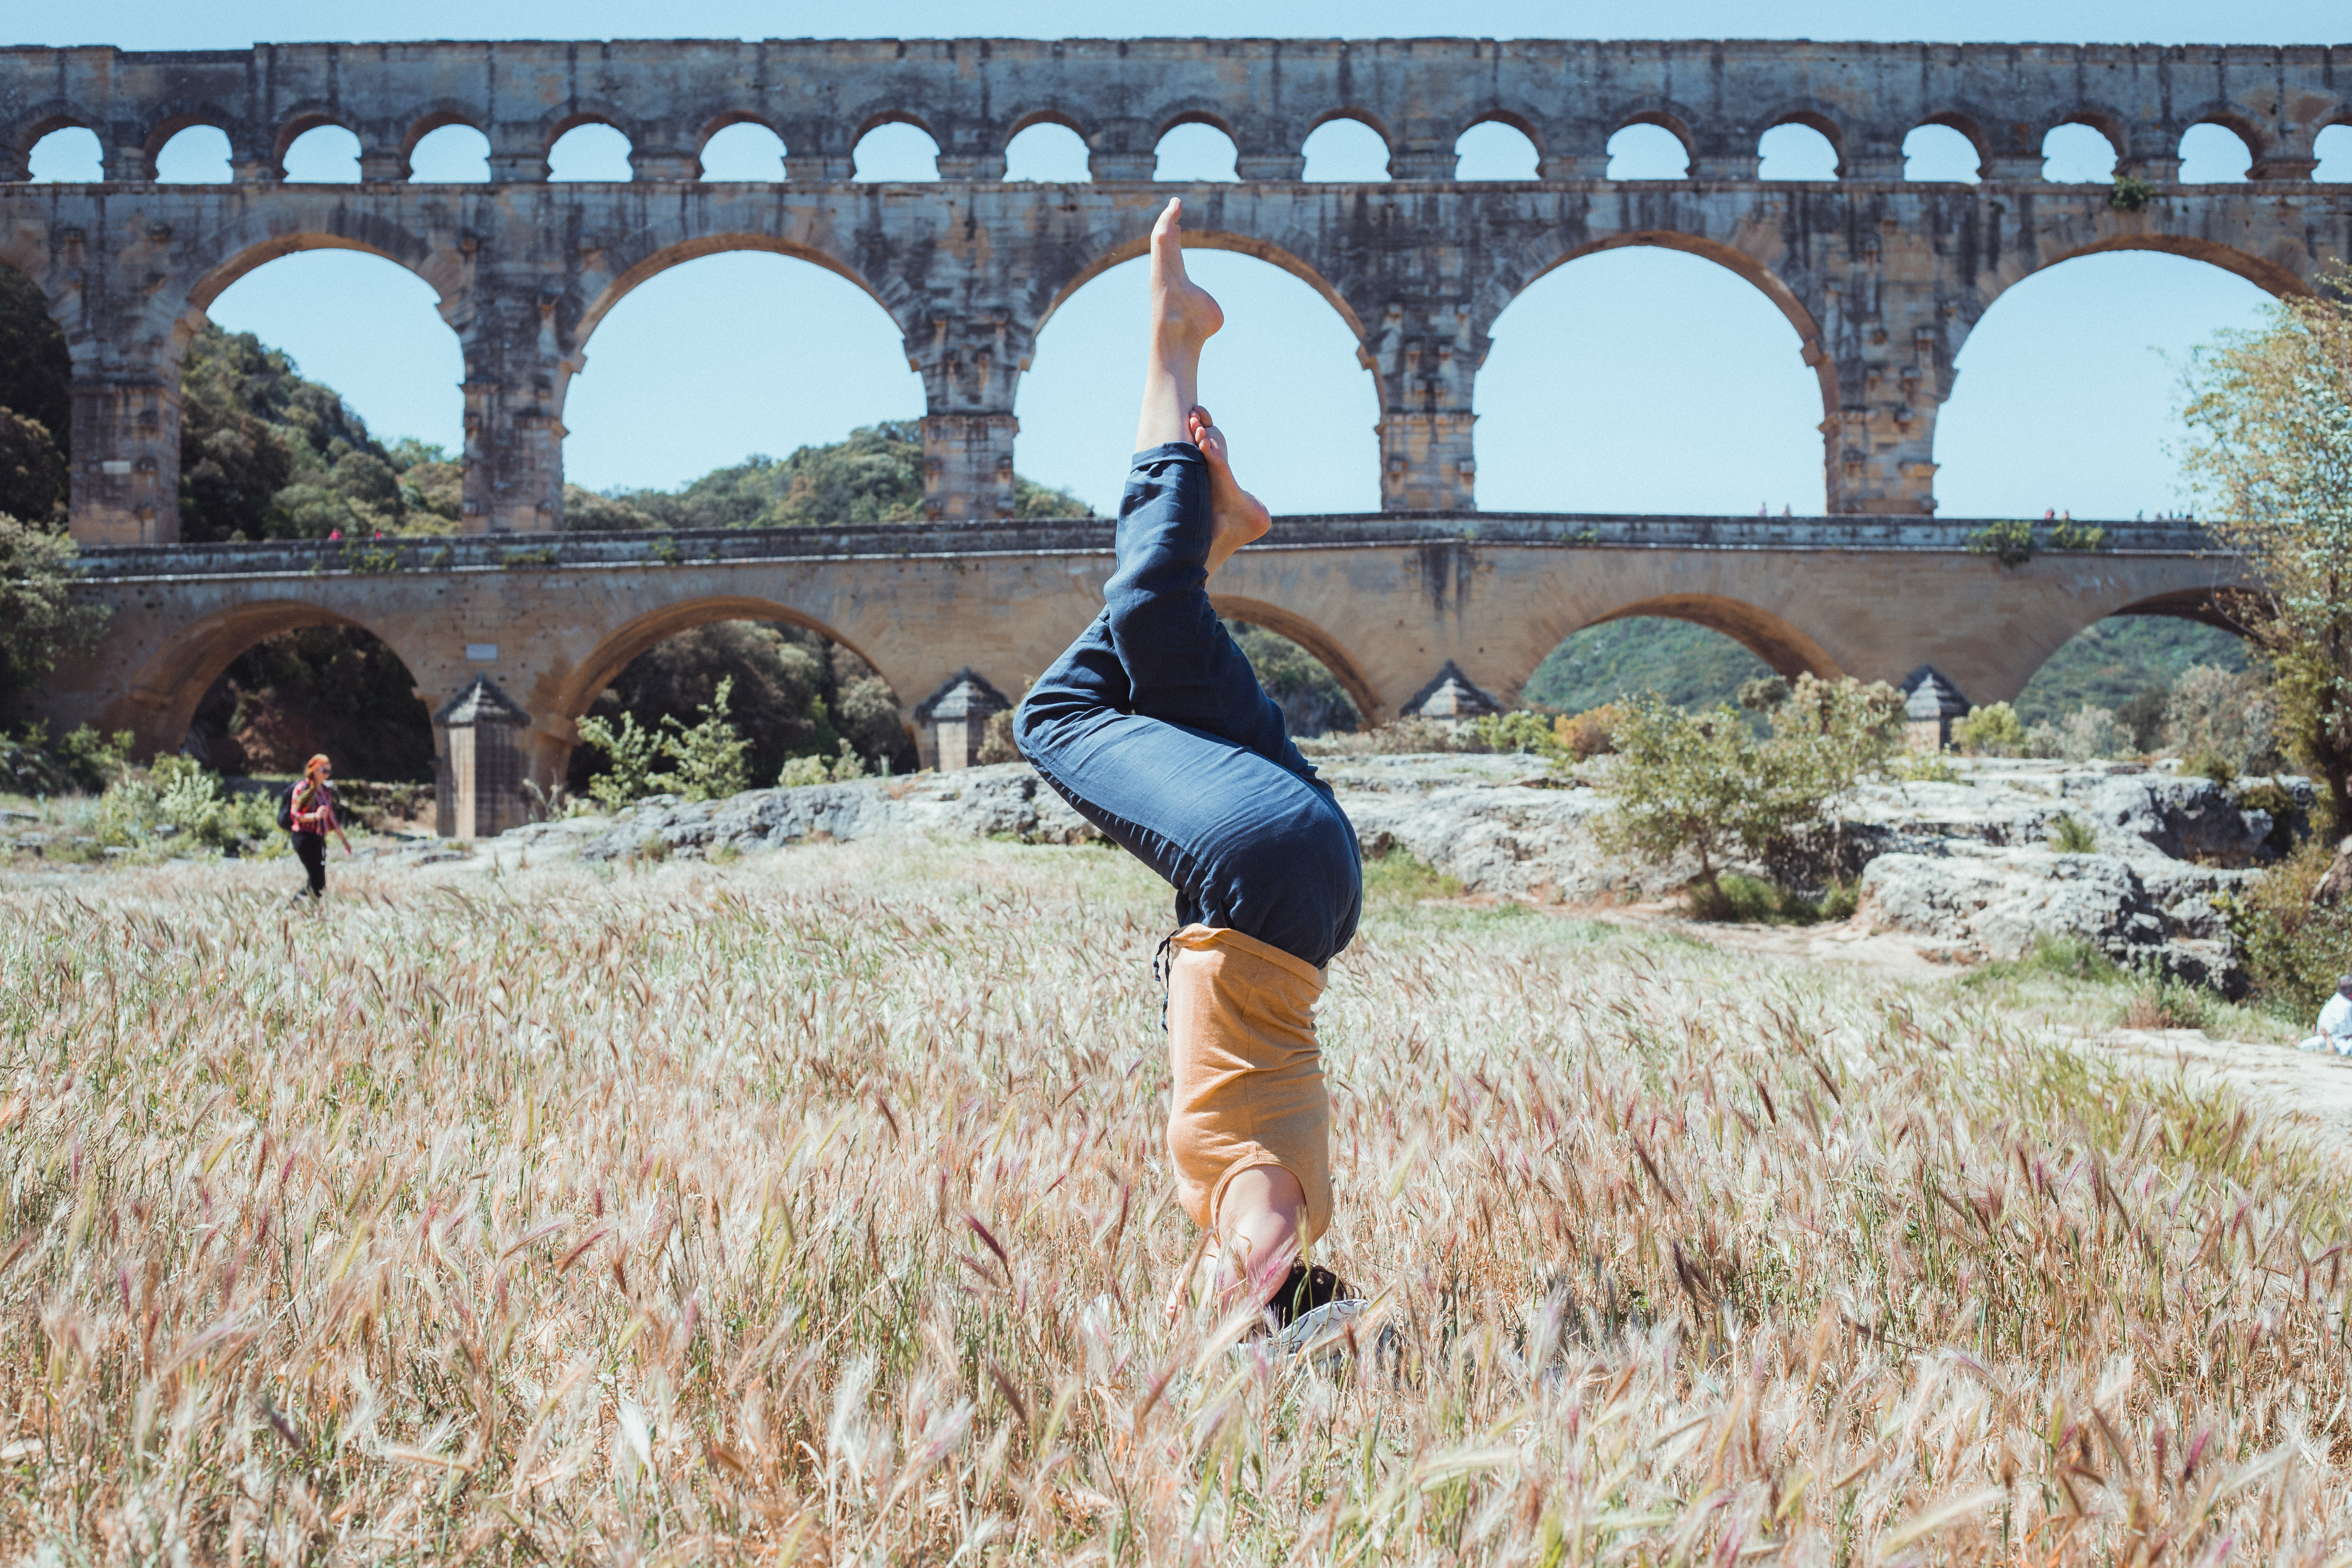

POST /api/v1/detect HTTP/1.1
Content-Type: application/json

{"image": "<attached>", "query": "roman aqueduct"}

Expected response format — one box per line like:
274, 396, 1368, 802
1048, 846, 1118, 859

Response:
2, 37, 2345, 830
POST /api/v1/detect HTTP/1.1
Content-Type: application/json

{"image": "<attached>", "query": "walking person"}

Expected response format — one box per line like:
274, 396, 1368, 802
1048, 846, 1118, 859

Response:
1015, 197, 1363, 1333
285, 753, 351, 899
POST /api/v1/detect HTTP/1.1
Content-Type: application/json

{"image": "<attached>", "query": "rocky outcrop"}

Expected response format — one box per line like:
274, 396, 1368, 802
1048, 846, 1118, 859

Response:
1854, 845, 2253, 990
394, 753, 2301, 990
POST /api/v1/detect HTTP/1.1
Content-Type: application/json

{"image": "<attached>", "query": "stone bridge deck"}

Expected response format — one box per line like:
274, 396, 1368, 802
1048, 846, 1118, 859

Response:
45, 513, 2242, 834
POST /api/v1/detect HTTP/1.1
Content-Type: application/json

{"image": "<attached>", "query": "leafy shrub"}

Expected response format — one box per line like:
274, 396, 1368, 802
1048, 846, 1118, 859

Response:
2047, 812, 2100, 854
2110, 174, 2152, 212
2046, 520, 2106, 551
648, 678, 751, 801
93, 755, 278, 851
2164, 665, 2278, 773
1960, 934, 2125, 989
1465, 711, 1558, 756
575, 711, 665, 809
2121, 977, 2217, 1031
776, 740, 872, 789
1597, 674, 1901, 899
2215, 837, 2352, 1016
1952, 701, 2027, 757
1552, 705, 1621, 760
1964, 520, 2036, 567
978, 709, 1019, 766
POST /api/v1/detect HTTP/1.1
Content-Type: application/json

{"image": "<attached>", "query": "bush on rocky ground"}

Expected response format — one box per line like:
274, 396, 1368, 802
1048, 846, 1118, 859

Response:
2217, 836, 2352, 1017
1597, 674, 1902, 902
92, 754, 279, 854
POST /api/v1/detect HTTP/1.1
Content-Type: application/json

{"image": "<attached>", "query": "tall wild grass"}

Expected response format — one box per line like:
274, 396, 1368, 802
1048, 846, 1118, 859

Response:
0, 842, 2348, 1562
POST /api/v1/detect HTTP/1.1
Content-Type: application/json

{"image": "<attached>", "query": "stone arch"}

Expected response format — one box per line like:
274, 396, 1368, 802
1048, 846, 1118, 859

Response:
111, 599, 434, 760
2175, 106, 2269, 168
1153, 104, 1242, 143
573, 232, 898, 356
848, 106, 943, 148
1460, 107, 1545, 150
554, 596, 902, 733
2108, 585, 2255, 634
178, 219, 452, 342
692, 107, 786, 152
1027, 226, 1370, 379
1610, 107, 1698, 164
399, 104, 485, 166
1003, 106, 1091, 146
2015, 234, 2313, 301
542, 106, 640, 151
1478, 231, 1832, 427
1205, 594, 1380, 718
1912, 110, 1991, 168
269, 106, 355, 170
1762, 107, 1848, 174
139, 104, 245, 168
1580, 594, 1843, 683
4, 102, 99, 168
1306, 105, 1394, 147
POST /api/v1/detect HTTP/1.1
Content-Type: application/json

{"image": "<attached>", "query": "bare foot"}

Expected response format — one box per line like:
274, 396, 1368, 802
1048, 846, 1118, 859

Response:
1149, 198, 1223, 348
1189, 404, 1271, 575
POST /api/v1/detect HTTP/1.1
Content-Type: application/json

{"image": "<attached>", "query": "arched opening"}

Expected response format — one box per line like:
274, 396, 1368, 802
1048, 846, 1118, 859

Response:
1302, 116, 1390, 181
1004, 122, 1091, 182
2178, 122, 2253, 183
852, 122, 939, 181
26, 127, 102, 182
1018, 247, 1378, 515
186, 250, 463, 541
1933, 250, 2274, 519
1455, 119, 1539, 180
0, 258, 72, 525
1526, 606, 1824, 717
1155, 122, 1239, 182
154, 125, 232, 183
2319, 124, 2352, 181
1903, 123, 1981, 182
1758, 121, 1839, 180
2013, 609, 2248, 756
1475, 245, 1826, 513
1606, 122, 1689, 179
408, 123, 490, 182
700, 122, 785, 181
564, 249, 923, 501
550, 122, 632, 181
188, 624, 436, 788
2041, 123, 2118, 183
121, 602, 432, 777
562, 613, 915, 800
281, 124, 360, 182
1209, 595, 1377, 728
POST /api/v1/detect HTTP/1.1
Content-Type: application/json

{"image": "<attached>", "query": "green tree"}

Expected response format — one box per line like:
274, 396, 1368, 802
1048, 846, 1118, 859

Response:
177, 325, 443, 542
2182, 265, 2352, 827
649, 677, 753, 801
0, 407, 67, 525
0, 264, 71, 463
0, 514, 105, 718
1598, 675, 1901, 900
1229, 622, 1359, 736
573, 422, 1094, 531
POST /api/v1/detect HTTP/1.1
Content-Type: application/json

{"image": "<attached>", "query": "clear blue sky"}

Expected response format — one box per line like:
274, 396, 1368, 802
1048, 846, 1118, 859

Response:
20, 2, 2349, 519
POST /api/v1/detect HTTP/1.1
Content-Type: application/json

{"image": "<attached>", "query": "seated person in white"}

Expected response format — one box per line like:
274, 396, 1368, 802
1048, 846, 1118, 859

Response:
2298, 975, 2352, 1056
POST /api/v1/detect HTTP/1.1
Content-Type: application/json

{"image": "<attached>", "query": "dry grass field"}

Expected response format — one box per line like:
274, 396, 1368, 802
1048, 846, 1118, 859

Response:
2, 839, 2349, 1565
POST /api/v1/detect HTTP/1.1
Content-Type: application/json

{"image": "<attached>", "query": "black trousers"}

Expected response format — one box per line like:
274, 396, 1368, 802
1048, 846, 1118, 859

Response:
293, 832, 326, 896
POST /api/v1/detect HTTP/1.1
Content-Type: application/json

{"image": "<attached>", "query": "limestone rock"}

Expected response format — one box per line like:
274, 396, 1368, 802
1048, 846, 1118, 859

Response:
1855, 843, 2255, 991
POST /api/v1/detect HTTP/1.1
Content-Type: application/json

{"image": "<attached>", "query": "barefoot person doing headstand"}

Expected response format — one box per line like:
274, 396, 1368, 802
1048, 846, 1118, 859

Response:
1015, 198, 1363, 1323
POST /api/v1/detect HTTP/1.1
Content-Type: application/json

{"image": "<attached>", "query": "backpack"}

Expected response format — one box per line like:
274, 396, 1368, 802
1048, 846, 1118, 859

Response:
278, 780, 300, 832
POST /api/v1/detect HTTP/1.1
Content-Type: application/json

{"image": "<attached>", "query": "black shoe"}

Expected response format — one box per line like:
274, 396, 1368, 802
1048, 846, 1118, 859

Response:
1267, 1263, 1352, 1329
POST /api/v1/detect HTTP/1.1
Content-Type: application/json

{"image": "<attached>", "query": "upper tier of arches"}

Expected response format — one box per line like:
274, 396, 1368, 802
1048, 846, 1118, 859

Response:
4, 39, 2344, 186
